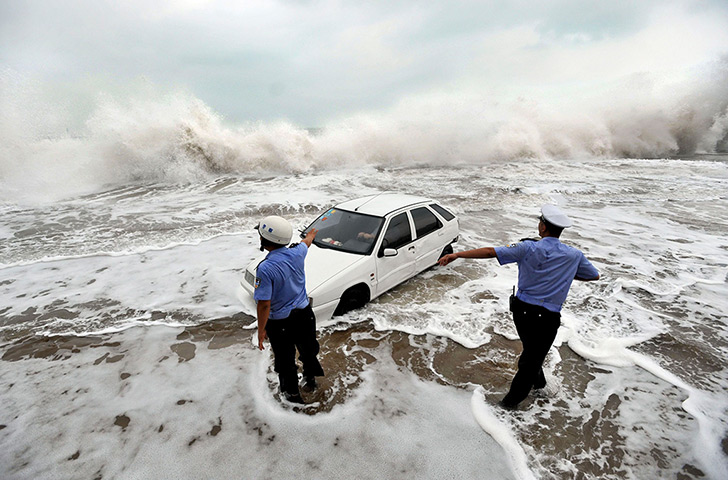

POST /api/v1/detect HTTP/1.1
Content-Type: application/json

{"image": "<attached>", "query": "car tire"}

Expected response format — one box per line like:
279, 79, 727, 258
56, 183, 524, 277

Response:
333, 285, 370, 316
438, 244, 453, 260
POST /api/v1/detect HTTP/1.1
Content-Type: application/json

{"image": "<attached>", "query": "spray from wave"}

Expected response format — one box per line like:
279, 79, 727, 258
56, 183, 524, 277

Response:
1, 59, 727, 201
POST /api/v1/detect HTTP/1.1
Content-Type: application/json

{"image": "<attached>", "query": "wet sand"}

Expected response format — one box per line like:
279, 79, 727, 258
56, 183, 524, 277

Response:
1, 313, 718, 479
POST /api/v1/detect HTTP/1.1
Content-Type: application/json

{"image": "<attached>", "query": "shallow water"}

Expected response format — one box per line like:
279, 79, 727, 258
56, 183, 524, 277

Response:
2, 157, 728, 479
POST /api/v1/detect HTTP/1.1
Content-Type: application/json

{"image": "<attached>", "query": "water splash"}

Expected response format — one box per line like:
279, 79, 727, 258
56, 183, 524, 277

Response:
2, 59, 727, 201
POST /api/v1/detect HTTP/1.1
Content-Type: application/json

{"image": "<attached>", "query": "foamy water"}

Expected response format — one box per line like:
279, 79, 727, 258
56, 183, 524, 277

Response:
2, 74, 728, 478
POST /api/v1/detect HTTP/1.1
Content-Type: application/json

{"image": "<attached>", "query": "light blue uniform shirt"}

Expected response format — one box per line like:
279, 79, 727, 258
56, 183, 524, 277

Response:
254, 243, 310, 320
494, 237, 599, 312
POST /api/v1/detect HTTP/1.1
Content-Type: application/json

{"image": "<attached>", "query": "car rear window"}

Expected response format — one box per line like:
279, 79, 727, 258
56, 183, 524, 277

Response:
430, 203, 455, 221
411, 207, 441, 238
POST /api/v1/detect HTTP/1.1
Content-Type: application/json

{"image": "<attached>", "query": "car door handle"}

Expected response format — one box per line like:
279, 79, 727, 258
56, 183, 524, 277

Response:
408, 246, 416, 251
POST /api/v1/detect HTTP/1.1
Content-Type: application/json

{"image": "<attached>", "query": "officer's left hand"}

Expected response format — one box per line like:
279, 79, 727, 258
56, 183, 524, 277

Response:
438, 253, 458, 266
258, 330, 266, 350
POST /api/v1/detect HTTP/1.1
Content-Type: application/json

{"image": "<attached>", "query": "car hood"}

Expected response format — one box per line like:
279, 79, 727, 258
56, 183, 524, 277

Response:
305, 244, 366, 295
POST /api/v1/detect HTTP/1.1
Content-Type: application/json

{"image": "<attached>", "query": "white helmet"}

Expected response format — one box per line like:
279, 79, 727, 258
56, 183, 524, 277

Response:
256, 215, 293, 245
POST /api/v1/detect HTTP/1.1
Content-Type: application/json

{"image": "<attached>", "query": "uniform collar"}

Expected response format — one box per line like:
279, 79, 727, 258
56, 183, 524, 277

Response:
540, 236, 561, 244
267, 246, 288, 256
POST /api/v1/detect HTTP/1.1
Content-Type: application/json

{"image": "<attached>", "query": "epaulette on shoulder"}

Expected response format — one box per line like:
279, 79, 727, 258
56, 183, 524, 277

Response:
519, 237, 540, 242
288, 242, 300, 248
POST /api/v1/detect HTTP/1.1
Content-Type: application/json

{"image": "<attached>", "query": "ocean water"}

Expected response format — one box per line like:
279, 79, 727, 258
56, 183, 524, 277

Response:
1, 76, 728, 479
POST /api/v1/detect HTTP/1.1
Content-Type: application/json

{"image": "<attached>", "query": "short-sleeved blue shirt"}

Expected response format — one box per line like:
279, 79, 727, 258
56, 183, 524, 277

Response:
253, 243, 310, 320
494, 237, 599, 312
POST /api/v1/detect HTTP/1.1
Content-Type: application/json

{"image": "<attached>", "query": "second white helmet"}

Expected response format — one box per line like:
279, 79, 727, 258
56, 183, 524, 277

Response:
256, 215, 293, 245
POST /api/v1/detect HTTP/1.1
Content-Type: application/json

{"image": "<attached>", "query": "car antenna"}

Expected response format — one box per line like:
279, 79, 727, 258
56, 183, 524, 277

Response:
355, 192, 389, 211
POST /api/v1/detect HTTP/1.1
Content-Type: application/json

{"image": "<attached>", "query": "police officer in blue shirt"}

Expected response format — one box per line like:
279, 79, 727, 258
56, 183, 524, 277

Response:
438, 204, 599, 409
254, 215, 324, 404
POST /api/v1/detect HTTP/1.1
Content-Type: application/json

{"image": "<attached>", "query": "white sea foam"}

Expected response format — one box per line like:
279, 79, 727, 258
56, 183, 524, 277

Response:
0, 325, 516, 479
471, 387, 537, 480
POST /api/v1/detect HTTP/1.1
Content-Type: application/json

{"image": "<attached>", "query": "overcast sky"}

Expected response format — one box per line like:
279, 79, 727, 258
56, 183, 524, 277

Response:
2, 0, 727, 127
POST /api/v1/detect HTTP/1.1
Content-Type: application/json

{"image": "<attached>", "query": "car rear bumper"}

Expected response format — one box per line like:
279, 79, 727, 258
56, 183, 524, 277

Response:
237, 281, 257, 318
239, 279, 338, 325
311, 298, 338, 324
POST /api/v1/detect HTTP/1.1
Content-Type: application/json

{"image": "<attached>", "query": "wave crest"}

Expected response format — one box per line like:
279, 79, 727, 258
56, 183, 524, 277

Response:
1, 60, 727, 200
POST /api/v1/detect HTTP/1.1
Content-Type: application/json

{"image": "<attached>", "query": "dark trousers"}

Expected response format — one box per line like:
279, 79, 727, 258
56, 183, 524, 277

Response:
265, 304, 324, 396
502, 297, 561, 407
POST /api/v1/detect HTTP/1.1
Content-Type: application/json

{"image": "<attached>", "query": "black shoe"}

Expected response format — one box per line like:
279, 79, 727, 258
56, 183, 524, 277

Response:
301, 376, 317, 393
283, 392, 305, 404
498, 399, 518, 410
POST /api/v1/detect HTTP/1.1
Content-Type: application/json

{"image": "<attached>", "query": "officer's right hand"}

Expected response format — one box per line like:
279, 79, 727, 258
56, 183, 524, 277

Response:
258, 330, 266, 350
302, 228, 318, 247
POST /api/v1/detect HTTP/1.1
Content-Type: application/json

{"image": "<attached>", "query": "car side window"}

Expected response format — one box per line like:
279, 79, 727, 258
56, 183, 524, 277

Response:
381, 212, 412, 251
430, 203, 455, 221
411, 207, 441, 238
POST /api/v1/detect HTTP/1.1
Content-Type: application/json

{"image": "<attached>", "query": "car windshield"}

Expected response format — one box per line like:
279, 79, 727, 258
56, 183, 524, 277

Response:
304, 208, 384, 255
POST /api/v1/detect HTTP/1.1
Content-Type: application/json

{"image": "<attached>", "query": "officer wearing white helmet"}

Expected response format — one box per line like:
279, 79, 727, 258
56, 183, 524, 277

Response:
254, 215, 323, 404
438, 204, 599, 409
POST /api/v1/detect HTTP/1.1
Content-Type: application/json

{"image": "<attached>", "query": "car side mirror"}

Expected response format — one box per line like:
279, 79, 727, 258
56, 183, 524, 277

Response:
382, 248, 398, 257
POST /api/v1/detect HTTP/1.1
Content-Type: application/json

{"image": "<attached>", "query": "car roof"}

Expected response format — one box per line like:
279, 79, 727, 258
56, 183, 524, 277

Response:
335, 193, 435, 217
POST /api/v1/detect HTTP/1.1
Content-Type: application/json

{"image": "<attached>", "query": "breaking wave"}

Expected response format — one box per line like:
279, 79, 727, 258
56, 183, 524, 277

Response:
1, 58, 727, 200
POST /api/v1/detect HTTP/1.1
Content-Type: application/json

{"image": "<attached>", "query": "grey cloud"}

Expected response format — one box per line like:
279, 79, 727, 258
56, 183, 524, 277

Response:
2, 0, 727, 126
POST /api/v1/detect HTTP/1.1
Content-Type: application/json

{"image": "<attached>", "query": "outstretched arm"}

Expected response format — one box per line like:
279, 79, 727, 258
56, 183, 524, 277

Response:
438, 247, 497, 266
302, 228, 318, 247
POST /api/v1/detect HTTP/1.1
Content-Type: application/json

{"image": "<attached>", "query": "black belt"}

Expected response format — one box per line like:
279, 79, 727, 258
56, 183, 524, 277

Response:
510, 295, 559, 316
270, 303, 312, 321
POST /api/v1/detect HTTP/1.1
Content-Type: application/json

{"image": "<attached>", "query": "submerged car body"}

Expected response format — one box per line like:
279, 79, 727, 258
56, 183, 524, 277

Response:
240, 193, 459, 322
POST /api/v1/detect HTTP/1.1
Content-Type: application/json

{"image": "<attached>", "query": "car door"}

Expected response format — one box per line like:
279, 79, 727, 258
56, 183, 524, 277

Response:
373, 211, 416, 297
410, 206, 446, 273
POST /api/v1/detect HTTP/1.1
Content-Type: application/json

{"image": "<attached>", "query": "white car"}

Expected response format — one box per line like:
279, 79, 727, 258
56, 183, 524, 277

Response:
240, 193, 459, 322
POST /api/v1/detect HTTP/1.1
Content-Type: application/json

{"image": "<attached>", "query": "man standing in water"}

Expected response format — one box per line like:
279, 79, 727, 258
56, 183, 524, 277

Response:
254, 215, 324, 404
438, 205, 599, 409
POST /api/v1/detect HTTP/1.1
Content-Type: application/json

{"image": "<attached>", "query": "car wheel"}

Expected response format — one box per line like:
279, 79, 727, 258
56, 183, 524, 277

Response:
333, 284, 370, 316
438, 244, 453, 259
